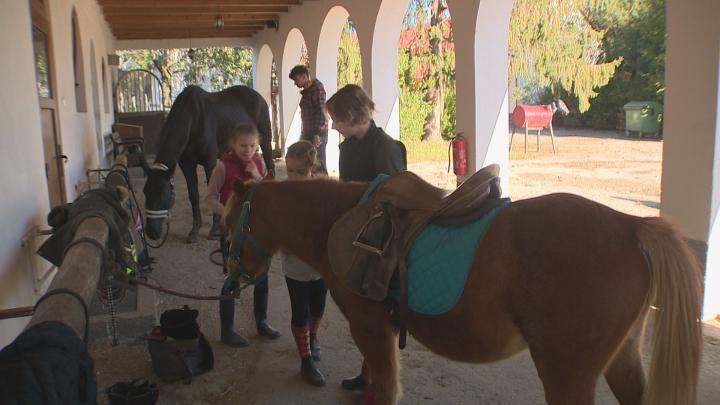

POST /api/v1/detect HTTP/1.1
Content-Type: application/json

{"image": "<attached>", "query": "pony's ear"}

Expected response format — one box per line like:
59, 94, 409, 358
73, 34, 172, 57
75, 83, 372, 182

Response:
114, 185, 130, 205
232, 178, 247, 197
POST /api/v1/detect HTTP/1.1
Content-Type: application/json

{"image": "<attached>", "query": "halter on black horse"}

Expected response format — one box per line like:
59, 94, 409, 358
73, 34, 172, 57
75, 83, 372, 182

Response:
143, 163, 175, 242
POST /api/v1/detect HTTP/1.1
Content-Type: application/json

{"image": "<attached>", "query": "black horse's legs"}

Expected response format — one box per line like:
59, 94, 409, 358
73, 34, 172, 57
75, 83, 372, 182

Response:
180, 161, 202, 243
203, 161, 221, 240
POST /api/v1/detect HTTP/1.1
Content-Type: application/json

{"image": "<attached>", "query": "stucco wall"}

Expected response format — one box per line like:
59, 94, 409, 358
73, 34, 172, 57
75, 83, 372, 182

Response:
0, 0, 116, 347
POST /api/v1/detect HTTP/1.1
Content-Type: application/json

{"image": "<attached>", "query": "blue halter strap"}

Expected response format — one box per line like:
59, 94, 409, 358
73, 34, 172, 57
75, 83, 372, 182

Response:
223, 185, 271, 292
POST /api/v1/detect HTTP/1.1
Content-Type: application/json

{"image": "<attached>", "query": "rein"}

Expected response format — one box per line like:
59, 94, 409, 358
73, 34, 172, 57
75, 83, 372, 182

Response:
223, 185, 272, 292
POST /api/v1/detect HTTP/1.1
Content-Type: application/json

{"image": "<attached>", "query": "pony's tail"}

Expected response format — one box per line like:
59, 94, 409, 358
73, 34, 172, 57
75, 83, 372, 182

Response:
636, 217, 703, 405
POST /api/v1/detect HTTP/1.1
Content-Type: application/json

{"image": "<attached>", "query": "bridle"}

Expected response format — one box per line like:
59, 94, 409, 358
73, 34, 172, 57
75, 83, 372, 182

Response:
223, 184, 271, 292
145, 163, 174, 220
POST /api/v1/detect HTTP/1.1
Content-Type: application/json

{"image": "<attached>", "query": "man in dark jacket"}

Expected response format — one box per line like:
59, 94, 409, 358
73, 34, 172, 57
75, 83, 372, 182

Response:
326, 84, 406, 391
289, 65, 329, 174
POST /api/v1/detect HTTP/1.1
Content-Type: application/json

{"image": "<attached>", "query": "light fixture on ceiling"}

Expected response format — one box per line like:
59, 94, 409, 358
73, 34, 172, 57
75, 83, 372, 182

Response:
186, 30, 195, 61
214, 15, 224, 31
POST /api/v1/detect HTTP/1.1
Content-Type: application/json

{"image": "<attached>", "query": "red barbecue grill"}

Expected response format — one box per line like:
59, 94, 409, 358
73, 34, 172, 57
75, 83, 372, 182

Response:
510, 100, 568, 153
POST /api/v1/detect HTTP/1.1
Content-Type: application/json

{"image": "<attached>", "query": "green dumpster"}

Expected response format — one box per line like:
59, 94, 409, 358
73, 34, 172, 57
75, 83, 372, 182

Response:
623, 101, 663, 137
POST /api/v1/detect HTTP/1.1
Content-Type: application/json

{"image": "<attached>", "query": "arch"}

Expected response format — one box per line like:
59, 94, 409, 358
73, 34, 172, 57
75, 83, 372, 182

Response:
256, 44, 280, 152
101, 57, 109, 113
472, 0, 513, 187
316, 6, 354, 174
71, 8, 87, 112
317, 6, 350, 97
89, 42, 103, 164
280, 28, 308, 151
371, 0, 412, 138
256, 44, 274, 111
397, 0, 457, 146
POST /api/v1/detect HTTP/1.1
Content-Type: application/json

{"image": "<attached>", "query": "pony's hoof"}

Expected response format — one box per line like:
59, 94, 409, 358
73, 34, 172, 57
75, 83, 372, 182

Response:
186, 234, 199, 244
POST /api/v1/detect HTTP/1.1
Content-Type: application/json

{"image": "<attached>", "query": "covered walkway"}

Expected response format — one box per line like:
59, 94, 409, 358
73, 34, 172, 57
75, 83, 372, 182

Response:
0, 0, 719, 401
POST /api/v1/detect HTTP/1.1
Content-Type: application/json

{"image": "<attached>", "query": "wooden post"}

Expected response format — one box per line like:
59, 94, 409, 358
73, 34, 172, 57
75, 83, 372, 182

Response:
25, 217, 109, 339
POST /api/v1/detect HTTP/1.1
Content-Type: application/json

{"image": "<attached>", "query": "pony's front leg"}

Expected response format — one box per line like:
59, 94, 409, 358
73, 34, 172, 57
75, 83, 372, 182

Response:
347, 304, 401, 405
179, 162, 201, 243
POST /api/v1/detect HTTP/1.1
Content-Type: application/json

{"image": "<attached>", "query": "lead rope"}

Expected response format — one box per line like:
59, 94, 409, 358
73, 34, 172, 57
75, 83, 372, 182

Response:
105, 280, 119, 346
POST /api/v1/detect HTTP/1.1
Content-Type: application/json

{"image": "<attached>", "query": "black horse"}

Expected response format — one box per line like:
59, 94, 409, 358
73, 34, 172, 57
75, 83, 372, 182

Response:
143, 85, 274, 243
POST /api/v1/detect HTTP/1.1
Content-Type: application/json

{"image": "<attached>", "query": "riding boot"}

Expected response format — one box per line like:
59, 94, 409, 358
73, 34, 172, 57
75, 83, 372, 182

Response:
219, 298, 249, 347
254, 282, 280, 339
341, 373, 366, 391
309, 333, 321, 361
309, 315, 322, 361
301, 357, 326, 387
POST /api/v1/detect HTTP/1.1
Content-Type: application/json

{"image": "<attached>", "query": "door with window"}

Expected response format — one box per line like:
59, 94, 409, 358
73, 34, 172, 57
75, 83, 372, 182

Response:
31, 0, 66, 208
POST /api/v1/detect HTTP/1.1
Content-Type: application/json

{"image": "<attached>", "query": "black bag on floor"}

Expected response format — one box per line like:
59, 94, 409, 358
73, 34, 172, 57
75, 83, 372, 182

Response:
106, 379, 158, 405
147, 306, 214, 383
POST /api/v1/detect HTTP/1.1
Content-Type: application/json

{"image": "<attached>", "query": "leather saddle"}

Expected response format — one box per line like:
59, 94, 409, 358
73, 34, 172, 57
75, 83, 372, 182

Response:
327, 164, 503, 347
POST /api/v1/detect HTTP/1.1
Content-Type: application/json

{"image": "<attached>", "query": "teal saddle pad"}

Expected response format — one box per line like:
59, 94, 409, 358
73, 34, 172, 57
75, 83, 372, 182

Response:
406, 198, 511, 315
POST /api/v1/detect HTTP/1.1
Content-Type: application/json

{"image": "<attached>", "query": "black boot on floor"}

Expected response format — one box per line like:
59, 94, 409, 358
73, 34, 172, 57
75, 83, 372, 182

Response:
341, 373, 365, 391
310, 333, 321, 361
257, 320, 280, 339
219, 299, 249, 348
301, 357, 326, 387
254, 282, 280, 339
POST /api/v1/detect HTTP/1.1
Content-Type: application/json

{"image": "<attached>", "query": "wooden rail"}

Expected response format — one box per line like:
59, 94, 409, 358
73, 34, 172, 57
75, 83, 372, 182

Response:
23, 155, 130, 339
25, 217, 109, 338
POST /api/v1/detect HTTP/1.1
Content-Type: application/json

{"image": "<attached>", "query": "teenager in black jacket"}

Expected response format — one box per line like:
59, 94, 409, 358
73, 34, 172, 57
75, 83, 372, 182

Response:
326, 84, 406, 390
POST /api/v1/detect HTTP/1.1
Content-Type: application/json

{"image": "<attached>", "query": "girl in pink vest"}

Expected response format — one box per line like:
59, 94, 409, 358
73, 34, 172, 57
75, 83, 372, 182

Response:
206, 124, 280, 347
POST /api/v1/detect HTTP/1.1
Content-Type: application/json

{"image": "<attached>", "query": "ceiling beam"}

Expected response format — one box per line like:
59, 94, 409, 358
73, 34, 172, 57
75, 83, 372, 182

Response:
102, 5, 289, 15
99, 0, 303, 6
111, 25, 265, 33
105, 14, 276, 23
115, 32, 254, 40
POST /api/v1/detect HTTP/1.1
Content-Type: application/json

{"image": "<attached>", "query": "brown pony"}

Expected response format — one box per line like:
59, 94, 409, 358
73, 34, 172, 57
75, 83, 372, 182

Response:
223, 178, 703, 405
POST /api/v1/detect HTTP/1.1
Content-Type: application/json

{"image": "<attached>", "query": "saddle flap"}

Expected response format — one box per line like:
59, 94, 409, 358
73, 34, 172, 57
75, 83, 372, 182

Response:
328, 202, 399, 302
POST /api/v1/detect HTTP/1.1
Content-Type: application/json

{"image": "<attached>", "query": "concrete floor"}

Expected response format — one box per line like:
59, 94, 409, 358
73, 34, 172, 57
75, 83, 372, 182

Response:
89, 161, 720, 404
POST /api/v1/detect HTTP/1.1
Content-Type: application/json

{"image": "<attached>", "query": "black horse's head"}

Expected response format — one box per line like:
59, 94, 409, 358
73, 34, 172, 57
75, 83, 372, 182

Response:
143, 163, 175, 240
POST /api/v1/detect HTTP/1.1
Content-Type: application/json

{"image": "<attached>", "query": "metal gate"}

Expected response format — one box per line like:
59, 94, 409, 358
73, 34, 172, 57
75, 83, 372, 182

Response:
116, 69, 165, 113
114, 69, 167, 154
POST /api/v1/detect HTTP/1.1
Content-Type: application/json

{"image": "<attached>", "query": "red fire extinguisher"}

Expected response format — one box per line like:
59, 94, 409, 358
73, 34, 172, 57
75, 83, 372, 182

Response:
448, 133, 468, 176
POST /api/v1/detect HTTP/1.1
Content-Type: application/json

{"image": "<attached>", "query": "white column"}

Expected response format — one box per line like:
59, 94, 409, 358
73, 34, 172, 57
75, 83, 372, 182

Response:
315, 6, 350, 175
369, 0, 411, 138
255, 45, 273, 107
469, 0, 513, 191
280, 29, 306, 152
661, 0, 720, 320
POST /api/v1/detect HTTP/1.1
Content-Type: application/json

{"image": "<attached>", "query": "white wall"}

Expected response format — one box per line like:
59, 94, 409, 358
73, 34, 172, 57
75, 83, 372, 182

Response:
661, 0, 720, 319
0, 0, 116, 347
48, 0, 116, 198
0, 0, 54, 346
